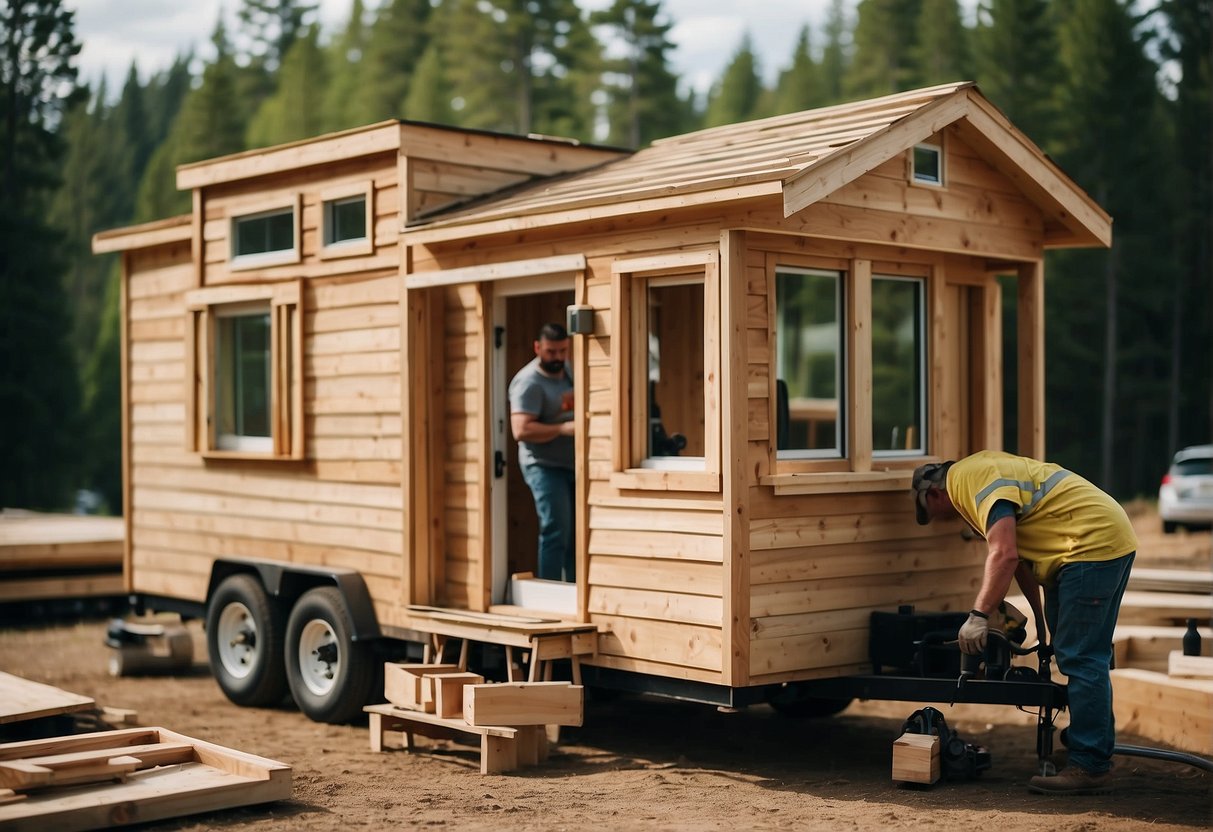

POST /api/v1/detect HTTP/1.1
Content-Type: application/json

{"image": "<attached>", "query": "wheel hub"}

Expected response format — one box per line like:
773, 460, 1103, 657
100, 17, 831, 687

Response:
216, 602, 258, 680
298, 618, 340, 697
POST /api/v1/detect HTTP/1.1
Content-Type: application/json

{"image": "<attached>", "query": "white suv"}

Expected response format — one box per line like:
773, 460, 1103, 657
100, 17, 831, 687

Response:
1159, 444, 1213, 533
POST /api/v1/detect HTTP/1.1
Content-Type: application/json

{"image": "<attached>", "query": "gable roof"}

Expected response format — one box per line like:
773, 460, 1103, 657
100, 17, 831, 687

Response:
404, 82, 1110, 250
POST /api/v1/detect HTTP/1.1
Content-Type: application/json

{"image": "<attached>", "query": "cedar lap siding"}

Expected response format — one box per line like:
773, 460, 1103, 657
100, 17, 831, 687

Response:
94, 82, 1111, 692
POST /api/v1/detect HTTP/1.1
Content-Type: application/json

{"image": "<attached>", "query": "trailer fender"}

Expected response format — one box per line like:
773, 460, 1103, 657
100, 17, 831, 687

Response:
206, 558, 381, 642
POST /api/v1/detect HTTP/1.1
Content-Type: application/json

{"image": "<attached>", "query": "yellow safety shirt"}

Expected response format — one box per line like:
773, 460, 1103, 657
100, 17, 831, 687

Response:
946, 450, 1137, 586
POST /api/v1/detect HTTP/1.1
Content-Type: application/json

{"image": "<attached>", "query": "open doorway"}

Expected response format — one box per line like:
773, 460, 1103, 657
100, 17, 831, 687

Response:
490, 280, 575, 608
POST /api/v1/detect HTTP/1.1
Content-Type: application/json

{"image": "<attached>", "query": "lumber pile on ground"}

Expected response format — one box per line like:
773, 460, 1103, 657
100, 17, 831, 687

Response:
0, 511, 123, 603
370, 663, 584, 773
0, 727, 291, 831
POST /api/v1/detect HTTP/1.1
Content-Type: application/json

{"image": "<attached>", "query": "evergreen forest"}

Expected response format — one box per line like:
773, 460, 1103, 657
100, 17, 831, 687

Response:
2, 0, 1209, 513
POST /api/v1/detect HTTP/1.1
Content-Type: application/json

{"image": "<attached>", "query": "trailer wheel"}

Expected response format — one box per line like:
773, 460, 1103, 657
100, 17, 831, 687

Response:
766, 690, 853, 718
206, 574, 288, 707
285, 587, 374, 723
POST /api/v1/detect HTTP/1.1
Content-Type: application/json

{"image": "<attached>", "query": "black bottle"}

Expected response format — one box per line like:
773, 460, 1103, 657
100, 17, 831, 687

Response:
1183, 618, 1202, 657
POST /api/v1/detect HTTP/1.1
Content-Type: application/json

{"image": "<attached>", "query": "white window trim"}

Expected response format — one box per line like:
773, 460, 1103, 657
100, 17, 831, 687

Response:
911, 141, 944, 187
319, 180, 374, 259
229, 194, 301, 271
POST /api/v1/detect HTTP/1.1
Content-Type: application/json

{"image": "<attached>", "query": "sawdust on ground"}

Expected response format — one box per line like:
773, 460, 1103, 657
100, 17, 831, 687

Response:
1, 505, 1209, 832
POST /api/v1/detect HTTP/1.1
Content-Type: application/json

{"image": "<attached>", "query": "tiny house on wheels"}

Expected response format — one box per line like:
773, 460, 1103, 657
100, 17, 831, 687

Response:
93, 82, 1111, 724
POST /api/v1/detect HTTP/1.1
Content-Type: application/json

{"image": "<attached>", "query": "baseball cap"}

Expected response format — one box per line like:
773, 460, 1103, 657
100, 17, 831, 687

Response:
911, 461, 952, 525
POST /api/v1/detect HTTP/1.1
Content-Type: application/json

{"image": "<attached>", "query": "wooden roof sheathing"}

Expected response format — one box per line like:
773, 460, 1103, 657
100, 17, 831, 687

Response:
406, 82, 1111, 249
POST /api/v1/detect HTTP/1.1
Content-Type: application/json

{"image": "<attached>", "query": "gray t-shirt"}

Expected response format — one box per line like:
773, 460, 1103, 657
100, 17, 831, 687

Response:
508, 358, 574, 469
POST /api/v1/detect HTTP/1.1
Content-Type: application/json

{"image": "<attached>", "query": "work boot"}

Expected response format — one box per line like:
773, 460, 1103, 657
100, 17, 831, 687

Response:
1027, 767, 1112, 795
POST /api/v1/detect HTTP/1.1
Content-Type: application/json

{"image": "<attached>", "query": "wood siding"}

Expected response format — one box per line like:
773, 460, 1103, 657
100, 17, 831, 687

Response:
125, 154, 406, 614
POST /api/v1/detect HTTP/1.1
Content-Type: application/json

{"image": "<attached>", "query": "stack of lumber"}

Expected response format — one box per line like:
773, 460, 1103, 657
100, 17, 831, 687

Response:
0, 672, 95, 728
0, 727, 291, 831
1110, 566, 1213, 756
0, 511, 123, 603
368, 663, 584, 773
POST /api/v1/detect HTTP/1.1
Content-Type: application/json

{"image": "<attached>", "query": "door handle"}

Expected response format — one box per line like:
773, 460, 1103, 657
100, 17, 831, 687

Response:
494, 450, 506, 478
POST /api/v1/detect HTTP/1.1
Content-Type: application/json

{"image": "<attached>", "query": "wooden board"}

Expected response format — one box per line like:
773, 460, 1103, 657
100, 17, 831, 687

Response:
892, 732, 940, 785
0, 673, 94, 725
463, 682, 584, 727
1167, 651, 1213, 680
1111, 668, 1213, 756
0, 727, 291, 832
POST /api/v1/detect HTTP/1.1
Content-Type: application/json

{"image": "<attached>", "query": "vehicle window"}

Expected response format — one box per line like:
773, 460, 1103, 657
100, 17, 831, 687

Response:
1174, 458, 1213, 476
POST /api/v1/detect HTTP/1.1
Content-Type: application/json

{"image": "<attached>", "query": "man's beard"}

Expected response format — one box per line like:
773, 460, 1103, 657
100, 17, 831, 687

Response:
540, 360, 564, 374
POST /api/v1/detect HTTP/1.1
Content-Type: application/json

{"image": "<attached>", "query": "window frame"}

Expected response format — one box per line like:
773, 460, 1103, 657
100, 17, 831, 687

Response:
910, 140, 945, 187
869, 273, 927, 460
773, 265, 847, 462
610, 249, 721, 492
766, 253, 934, 489
319, 180, 374, 259
185, 281, 304, 461
229, 195, 301, 271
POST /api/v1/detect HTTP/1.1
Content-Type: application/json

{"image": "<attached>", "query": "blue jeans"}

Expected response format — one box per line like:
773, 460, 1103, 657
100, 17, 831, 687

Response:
1044, 552, 1135, 774
520, 464, 575, 582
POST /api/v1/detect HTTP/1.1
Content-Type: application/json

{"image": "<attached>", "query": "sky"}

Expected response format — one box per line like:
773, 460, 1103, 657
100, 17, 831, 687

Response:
70, 0, 836, 100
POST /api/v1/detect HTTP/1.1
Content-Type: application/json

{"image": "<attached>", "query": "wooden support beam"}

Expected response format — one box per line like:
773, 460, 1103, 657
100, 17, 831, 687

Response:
1017, 260, 1045, 458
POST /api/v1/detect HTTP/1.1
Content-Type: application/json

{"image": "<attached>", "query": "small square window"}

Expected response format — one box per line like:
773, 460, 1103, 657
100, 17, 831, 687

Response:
912, 143, 943, 186
324, 195, 367, 245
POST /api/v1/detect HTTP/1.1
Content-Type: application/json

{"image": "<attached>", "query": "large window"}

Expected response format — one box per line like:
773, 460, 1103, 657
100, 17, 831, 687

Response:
771, 258, 929, 474
612, 250, 720, 491
186, 282, 303, 459
871, 275, 925, 456
775, 268, 844, 459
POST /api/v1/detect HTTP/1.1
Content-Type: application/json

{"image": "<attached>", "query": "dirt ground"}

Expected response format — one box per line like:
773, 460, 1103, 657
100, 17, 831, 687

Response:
2, 505, 1209, 831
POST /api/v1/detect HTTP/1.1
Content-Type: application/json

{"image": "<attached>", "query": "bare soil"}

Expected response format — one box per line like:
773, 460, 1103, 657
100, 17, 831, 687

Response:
2, 506, 1209, 831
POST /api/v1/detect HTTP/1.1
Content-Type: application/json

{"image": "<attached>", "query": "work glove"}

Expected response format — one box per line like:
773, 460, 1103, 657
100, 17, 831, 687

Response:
957, 611, 989, 655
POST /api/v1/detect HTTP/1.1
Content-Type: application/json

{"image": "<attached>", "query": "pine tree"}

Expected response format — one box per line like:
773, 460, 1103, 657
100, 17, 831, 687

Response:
704, 34, 764, 127
591, 0, 687, 146
402, 42, 454, 124
846, 0, 923, 97
136, 19, 252, 220
348, 0, 432, 125
246, 25, 330, 147
972, 0, 1059, 146
322, 0, 370, 131
0, 0, 83, 509
819, 0, 850, 104
771, 25, 823, 115
238, 0, 319, 71
440, 0, 599, 137
911, 0, 970, 86
1047, 0, 1174, 494
1156, 0, 1213, 448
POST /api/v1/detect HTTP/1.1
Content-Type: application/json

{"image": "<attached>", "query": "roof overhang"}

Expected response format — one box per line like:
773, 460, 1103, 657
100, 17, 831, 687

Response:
780, 88, 1112, 249
92, 214, 192, 254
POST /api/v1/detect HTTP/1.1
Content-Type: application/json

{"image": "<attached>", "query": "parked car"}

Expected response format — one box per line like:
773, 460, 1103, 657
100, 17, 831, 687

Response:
1158, 444, 1213, 533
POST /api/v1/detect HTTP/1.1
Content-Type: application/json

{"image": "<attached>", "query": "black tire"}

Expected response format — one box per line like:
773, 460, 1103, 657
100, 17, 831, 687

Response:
285, 587, 375, 723
205, 574, 288, 707
767, 691, 853, 719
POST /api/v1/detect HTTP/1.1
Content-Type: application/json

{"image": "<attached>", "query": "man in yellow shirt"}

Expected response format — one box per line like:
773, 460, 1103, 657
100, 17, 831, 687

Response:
913, 451, 1137, 795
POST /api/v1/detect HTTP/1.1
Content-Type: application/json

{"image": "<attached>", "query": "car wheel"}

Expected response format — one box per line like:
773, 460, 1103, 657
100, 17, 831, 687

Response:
206, 574, 289, 707
1163, 520, 1178, 534
285, 587, 375, 724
